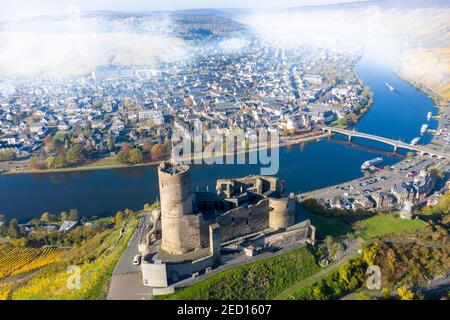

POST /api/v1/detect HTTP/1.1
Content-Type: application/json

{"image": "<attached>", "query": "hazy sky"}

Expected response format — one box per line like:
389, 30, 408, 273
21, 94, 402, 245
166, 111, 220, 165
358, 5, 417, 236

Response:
1, 0, 363, 21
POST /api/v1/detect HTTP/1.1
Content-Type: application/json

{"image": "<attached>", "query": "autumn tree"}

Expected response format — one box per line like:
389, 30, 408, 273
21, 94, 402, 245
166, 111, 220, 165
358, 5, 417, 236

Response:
60, 211, 68, 221
43, 135, 55, 152
115, 211, 125, 225
40, 212, 50, 223
362, 242, 380, 266
397, 286, 415, 300
150, 143, 165, 160
142, 139, 152, 153
128, 148, 143, 164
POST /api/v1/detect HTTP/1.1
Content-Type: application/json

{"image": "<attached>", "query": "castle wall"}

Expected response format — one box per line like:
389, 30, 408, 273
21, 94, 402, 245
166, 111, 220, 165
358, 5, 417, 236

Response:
166, 255, 215, 280
263, 227, 308, 247
217, 198, 270, 242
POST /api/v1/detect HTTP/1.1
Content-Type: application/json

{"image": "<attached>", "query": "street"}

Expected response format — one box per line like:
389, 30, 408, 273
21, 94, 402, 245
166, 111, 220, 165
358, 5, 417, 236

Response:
107, 211, 153, 300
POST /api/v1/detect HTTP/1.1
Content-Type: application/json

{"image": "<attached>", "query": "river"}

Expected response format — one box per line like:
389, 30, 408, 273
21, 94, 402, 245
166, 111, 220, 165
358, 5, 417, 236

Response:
0, 50, 438, 222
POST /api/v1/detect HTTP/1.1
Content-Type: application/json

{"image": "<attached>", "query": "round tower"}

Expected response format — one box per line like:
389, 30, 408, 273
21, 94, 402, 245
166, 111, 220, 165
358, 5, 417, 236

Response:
269, 197, 295, 230
158, 161, 193, 255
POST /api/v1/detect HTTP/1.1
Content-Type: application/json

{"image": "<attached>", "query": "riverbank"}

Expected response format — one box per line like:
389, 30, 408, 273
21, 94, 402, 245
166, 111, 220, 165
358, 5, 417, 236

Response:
394, 69, 446, 107
2, 131, 331, 175
395, 47, 449, 106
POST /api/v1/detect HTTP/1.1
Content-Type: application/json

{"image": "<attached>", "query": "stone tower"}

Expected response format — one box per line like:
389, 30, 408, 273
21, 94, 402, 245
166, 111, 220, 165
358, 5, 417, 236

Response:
158, 161, 194, 255
268, 196, 295, 230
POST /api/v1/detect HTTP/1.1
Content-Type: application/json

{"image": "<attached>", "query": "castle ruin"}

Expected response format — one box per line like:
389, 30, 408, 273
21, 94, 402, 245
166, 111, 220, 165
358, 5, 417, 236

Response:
142, 160, 315, 288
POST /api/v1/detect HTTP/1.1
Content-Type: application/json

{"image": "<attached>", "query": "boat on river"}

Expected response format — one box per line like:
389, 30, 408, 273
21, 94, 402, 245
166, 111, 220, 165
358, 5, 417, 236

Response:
385, 82, 394, 91
361, 157, 383, 170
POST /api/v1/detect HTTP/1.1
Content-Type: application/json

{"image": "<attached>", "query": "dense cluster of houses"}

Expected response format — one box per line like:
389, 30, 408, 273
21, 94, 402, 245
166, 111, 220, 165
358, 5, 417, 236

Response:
319, 169, 437, 214
0, 37, 367, 161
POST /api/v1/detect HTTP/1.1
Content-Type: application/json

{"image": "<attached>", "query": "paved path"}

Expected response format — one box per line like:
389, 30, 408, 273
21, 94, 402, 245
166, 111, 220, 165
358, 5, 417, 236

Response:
107, 212, 153, 300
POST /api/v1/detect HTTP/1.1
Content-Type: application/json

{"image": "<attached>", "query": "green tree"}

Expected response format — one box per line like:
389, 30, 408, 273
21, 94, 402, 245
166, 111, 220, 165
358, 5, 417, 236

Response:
54, 155, 66, 168
128, 148, 143, 164
65, 139, 70, 150
0, 221, 7, 237
66, 144, 85, 164
53, 132, 66, 144
116, 150, 129, 164
312, 282, 326, 300
337, 116, 348, 127
427, 166, 443, 179
381, 287, 391, 300
115, 211, 125, 225
356, 293, 374, 300
107, 134, 115, 152
68, 209, 79, 221
162, 141, 172, 155
8, 218, 20, 238
0, 150, 16, 161
46, 156, 56, 169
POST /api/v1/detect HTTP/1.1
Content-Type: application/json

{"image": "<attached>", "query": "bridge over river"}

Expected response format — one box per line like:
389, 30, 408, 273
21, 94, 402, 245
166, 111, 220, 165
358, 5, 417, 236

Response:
320, 126, 448, 160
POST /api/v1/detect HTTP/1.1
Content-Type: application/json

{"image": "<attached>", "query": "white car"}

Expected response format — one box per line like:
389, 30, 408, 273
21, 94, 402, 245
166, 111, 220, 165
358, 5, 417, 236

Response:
133, 254, 141, 265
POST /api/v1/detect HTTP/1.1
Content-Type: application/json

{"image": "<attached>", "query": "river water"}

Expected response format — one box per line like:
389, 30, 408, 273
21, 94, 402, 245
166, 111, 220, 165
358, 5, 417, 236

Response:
0, 51, 438, 222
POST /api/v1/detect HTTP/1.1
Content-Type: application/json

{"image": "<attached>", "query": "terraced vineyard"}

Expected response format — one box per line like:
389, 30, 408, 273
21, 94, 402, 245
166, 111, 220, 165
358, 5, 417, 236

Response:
0, 282, 14, 300
0, 244, 65, 280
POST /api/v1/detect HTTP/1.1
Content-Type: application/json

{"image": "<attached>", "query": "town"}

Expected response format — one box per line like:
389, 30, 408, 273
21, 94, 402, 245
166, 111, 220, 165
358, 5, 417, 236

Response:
0, 36, 370, 172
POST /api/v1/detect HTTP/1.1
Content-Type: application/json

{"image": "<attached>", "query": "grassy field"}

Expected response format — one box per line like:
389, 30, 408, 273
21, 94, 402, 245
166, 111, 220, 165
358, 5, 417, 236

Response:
306, 212, 426, 241
306, 213, 352, 238
5, 156, 160, 175
157, 246, 319, 300
283, 268, 336, 300
359, 214, 426, 240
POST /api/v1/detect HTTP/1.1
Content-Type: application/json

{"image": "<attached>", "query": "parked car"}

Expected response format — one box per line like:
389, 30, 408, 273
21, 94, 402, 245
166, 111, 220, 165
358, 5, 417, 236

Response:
133, 254, 141, 265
